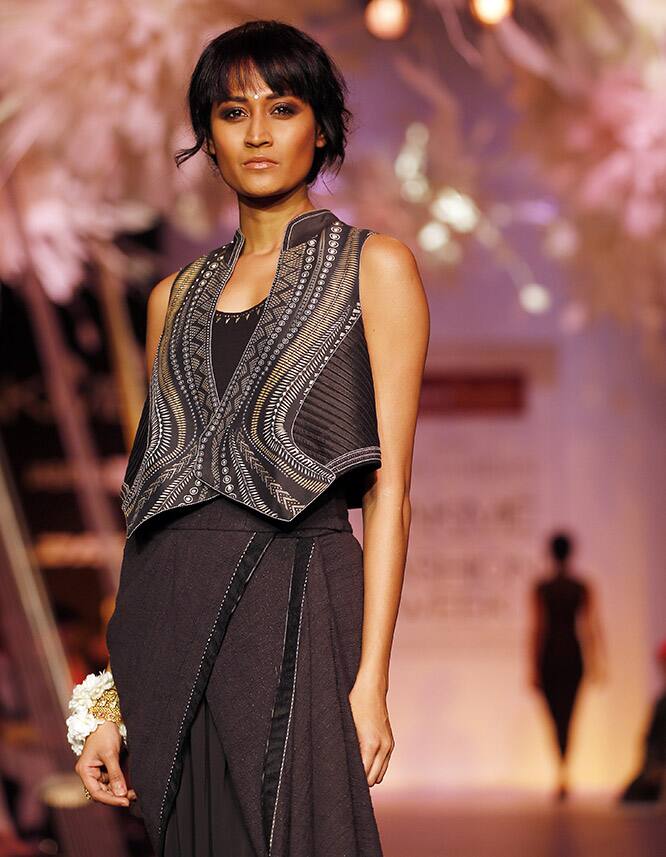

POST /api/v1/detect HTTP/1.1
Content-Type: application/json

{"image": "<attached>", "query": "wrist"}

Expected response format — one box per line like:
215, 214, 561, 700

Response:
65, 669, 127, 756
354, 664, 389, 695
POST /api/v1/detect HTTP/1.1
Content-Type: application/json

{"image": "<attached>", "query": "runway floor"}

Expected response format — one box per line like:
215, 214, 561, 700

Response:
375, 791, 666, 857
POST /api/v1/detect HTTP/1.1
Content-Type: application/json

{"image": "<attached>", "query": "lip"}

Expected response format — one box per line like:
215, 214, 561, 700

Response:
242, 158, 278, 169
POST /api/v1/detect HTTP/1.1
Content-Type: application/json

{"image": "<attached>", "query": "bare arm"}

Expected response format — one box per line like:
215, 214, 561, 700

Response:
350, 233, 429, 786
103, 271, 179, 678
357, 234, 429, 686
84, 270, 182, 804
144, 271, 179, 382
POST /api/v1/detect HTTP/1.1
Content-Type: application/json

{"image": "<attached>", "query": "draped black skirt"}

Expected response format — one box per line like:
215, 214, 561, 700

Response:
107, 481, 384, 857
164, 691, 255, 856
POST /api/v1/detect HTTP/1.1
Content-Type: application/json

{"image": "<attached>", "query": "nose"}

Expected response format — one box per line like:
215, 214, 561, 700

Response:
244, 111, 272, 148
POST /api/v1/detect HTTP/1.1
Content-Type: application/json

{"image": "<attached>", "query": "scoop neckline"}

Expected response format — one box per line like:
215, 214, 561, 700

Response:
214, 295, 268, 317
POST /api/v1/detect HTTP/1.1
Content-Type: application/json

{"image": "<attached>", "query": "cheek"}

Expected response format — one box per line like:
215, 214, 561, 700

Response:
281, 122, 316, 160
210, 125, 240, 158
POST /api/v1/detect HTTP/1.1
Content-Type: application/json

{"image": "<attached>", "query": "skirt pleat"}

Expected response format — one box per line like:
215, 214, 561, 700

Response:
163, 692, 257, 857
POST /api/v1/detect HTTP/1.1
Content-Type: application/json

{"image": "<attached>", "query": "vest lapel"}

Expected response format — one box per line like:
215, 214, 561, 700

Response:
187, 208, 337, 427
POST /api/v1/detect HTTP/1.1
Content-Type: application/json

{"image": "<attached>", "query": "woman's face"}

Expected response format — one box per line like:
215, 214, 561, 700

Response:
207, 67, 326, 199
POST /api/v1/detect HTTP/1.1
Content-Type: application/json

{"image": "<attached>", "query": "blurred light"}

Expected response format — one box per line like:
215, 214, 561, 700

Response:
544, 220, 579, 259
512, 199, 558, 225
34, 532, 125, 568
405, 121, 429, 145
435, 239, 463, 265
365, 0, 411, 40
559, 300, 587, 333
37, 772, 91, 809
470, 0, 514, 26
394, 149, 423, 180
418, 221, 451, 251
474, 219, 501, 248
430, 188, 480, 232
401, 176, 430, 202
643, 57, 666, 91
519, 282, 551, 314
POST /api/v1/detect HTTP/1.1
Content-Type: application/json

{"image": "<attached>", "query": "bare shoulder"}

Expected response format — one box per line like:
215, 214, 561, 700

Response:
147, 270, 179, 314
144, 270, 181, 378
360, 232, 420, 281
359, 231, 429, 322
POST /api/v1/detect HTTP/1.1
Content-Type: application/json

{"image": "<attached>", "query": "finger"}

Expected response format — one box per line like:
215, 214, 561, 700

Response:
76, 756, 115, 799
89, 767, 103, 782
101, 752, 128, 798
358, 740, 375, 779
80, 771, 130, 807
366, 748, 386, 786
359, 735, 384, 785
374, 747, 392, 784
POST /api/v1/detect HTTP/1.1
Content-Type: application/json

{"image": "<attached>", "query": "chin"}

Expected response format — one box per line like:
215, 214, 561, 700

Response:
240, 184, 288, 199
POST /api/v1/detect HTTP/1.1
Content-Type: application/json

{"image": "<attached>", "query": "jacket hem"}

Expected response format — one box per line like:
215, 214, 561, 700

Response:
327, 447, 382, 475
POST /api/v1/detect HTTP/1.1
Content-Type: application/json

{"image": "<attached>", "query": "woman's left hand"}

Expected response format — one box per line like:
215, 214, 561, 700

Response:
348, 676, 394, 786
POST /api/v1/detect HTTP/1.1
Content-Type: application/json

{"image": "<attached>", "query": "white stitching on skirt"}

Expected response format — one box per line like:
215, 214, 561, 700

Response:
268, 538, 315, 855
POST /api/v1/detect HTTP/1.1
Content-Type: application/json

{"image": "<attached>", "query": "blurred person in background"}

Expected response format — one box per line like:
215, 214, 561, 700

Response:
619, 637, 666, 804
529, 530, 607, 801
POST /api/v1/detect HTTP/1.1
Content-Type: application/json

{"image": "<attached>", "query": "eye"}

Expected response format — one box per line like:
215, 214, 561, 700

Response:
273, 103, 296, 116
221, 107, 245, 120
219, 102, 297, 120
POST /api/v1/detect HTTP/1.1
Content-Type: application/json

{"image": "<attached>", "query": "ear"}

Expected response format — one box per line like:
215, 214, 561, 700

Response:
315, 127, 327, 149
204, 138, 216, 158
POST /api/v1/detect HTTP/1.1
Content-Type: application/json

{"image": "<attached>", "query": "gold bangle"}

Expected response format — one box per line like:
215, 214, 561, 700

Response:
89, 686, 123, 724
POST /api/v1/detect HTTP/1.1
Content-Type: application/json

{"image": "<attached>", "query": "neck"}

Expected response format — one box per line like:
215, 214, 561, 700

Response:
237, 193, 319, 254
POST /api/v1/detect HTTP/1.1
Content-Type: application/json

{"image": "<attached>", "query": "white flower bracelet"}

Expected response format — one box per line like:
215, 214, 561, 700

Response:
66, 668, 128, 756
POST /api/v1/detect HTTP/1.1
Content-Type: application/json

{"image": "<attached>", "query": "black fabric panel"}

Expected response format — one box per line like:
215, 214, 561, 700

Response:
292, 316, 379, 465
163, 693, 256, 857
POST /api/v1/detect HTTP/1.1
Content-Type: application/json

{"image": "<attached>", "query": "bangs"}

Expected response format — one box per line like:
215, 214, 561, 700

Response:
208, 48, 315, 107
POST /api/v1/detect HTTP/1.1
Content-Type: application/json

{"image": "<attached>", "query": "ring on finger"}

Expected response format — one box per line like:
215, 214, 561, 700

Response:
83, 786, 92, 801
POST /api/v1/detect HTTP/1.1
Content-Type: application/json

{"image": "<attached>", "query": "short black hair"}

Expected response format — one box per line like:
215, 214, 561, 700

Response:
549, 531, 573, 562
175, 19, 353, 185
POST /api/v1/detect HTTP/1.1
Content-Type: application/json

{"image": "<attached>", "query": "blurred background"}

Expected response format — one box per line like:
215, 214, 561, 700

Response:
0, 1, 665, 855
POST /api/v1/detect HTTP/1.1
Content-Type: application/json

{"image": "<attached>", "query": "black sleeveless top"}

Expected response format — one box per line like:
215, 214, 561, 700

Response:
211, 297, 267, 400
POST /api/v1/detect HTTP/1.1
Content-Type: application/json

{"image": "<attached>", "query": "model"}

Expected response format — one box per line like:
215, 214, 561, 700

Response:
68, 19, 429, 857
530, 531, 606, 801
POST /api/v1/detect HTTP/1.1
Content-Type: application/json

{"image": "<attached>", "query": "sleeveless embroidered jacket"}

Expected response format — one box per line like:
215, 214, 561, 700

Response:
119, 208, 381, 539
